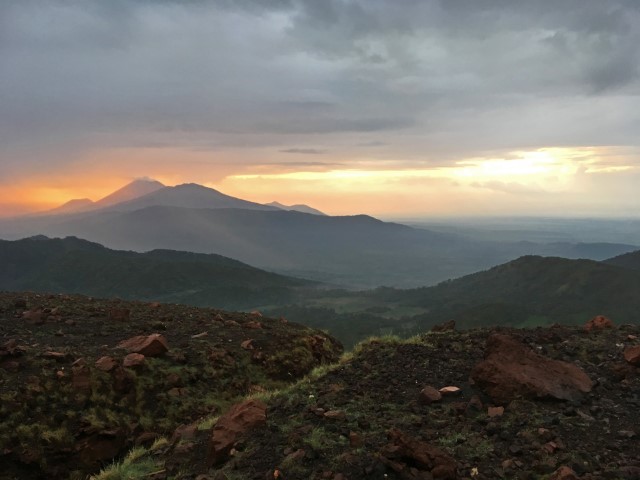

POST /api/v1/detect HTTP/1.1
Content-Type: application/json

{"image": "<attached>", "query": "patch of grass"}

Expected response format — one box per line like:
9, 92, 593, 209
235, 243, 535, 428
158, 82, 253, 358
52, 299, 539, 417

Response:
90, 438, 167, 480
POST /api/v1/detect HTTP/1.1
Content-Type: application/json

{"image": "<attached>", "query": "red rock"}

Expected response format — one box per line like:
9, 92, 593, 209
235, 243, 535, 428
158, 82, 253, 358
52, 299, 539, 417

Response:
439, 386, 461, 396
244, 320, 263, 329
419, 386, 442, 404
623, 345, 640, 366
584, 315, 614, 332
123, 353, 145, 367
380, 428, 457, 480
543, 441, 559, 454
470, 334, 592, 404
43, 351, 69, 361
207, 399, 267, 466
249, 310, 263, 318
95, 356, 117, 372
323, 410, 346, 420
108, 308, 130, 322
149, 302, 161, 308
117, 334, 168, 357
549, 466, 579, 480
241, 339, 255, 350
22, 309, 44, 324
488, 406, 504, 418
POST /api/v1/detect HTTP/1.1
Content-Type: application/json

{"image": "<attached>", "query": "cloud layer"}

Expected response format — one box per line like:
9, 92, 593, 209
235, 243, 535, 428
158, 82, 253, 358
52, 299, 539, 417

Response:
1, 0, 639, 215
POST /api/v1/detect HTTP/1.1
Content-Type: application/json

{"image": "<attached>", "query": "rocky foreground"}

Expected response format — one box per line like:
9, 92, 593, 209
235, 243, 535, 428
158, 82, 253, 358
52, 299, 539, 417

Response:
0, 292, 342, 479
112, 317, 640, 480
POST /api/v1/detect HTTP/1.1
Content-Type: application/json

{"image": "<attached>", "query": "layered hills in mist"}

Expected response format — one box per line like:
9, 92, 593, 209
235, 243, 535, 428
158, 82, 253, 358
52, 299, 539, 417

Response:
1, 179, 636, 289
2, 235, 639, 346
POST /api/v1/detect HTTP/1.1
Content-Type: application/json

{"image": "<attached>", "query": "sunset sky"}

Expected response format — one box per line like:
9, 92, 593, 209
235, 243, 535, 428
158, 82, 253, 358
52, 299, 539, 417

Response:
1, 1, 640, 217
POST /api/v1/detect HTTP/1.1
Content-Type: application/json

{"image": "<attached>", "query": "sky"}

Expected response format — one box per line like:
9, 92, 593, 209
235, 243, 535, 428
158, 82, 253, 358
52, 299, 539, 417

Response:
1, 0, 640, 217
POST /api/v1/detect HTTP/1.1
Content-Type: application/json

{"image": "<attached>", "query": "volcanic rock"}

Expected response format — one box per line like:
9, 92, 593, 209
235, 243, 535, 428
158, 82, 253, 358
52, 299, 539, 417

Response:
488, 406, 504, 418
95, 356, 117, 372
380, 428, 457, 479
623, 345, 640, 366
207, 398, 267, 466
549, 466, 580, 480
470, 334, 592, 404
419, 386, 442, 404
585, 315, 614, 332
123, 353, 145, 368
439, 386, 461, 396
22, 309, 44, 324
118, 334, 168, 357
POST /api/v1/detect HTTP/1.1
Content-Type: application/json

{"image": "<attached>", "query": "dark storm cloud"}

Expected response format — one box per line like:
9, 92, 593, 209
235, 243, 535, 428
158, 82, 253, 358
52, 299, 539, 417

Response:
1, 0, 640, 177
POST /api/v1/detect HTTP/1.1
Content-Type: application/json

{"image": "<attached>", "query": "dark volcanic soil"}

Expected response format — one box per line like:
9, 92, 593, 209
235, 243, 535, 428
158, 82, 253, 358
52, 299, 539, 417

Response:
0, 292, 342, 480
167, 324, 640, 480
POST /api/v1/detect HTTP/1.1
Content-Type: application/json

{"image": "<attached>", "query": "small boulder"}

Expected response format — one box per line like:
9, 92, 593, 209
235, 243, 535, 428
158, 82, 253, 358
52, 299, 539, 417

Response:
488, 406, 504, 418
470, 334, 592, 404
380, 428, 457, 479
623, 345, 640, 366
22, 309, 44, 324
584, 315, 613, 332
117, 334, 168, 357
95, 356, 117, 372
123, 353, 145, 368
419, 386, 442, 405
439, 386, 462, 396
241, 339, 255, 350
549, 466, 580, 480
323, 410, 346, 420
207, 399, 267, 466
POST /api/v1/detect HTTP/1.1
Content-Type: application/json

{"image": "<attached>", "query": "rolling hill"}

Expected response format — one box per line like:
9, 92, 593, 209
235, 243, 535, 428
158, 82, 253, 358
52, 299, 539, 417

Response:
375, 255, 640, 328
604, 249, 640, 271
0, 236, 315, 310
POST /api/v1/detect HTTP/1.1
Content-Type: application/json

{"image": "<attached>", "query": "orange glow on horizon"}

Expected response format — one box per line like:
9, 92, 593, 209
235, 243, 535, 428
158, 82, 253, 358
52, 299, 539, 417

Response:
1, 146, 638, 218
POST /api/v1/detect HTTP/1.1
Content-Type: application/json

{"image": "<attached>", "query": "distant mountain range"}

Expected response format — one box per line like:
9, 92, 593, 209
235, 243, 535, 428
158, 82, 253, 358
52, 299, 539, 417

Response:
265, 201, 326, 216
0, 236, 313, 309
1, 179, 637, 288
44, 178, 166, 214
